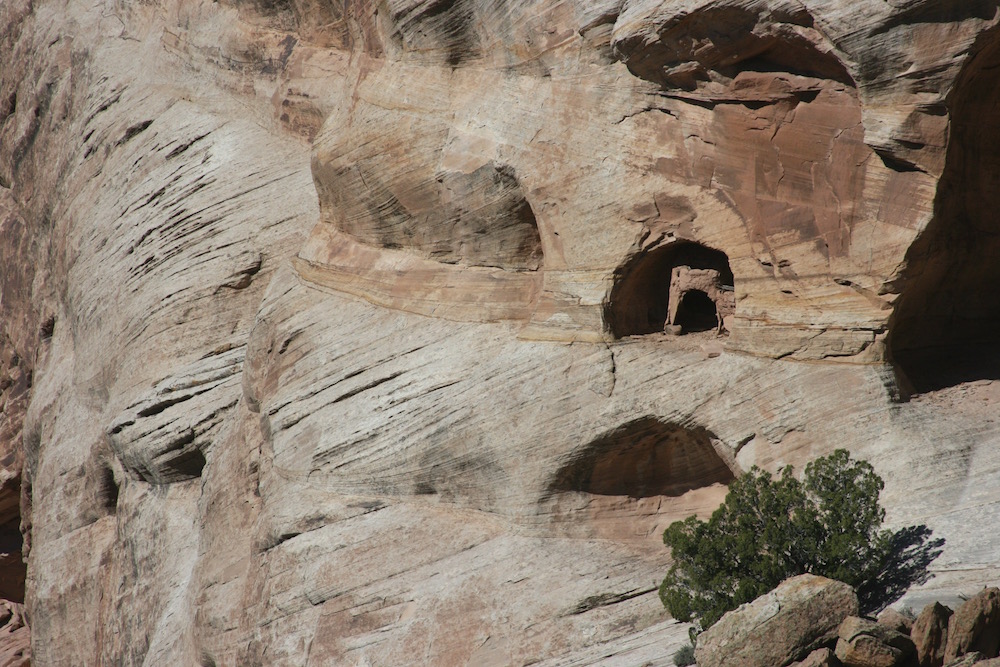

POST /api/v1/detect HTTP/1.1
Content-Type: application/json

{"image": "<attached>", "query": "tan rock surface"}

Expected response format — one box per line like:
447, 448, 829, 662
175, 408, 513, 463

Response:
2, 0, 1000, 665
879, 607, 915, 636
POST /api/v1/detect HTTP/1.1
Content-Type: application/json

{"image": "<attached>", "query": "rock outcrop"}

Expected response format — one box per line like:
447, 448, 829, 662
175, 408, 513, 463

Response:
878, 607, 915, 636
944, 588, 1000, 663
792, 648, 842, 667
835, 616, 916, 667
695, 574, 858, 667
2, 0, 1000, 665
698, 584, 1000, 667
914, 602, 955, 667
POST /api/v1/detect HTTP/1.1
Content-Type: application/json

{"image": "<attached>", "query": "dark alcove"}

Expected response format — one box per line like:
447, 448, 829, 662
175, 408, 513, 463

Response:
888, 29, 1000, 393
605, 241, 733, 337
0, 476, 25, 603
675, 290, 719, 333
548, 417, 735, 499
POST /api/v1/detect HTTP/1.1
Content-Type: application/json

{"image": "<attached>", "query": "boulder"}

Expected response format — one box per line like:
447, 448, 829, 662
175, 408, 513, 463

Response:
836, 616, 916, 667
944, 588, 1000, 662
695, 574, 858, 667
790, 648, 842, 667
879, 608, 915, 635
912, 602, 954, 667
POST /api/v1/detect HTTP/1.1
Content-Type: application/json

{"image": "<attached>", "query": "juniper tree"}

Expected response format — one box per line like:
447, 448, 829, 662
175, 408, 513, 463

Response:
659, 449, 938, 629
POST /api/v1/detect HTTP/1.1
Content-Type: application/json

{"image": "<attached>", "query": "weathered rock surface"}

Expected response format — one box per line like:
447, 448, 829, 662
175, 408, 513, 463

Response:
696, 574, 858, 667
836, 616, 916, 667
2, 0, 1000, 665
943, 654, 995, 667
913, 602, 954, 667
791, 648, 842, 667
0, 600, 30, 667
944, 588, 1000, 663
879, 607, 916, 636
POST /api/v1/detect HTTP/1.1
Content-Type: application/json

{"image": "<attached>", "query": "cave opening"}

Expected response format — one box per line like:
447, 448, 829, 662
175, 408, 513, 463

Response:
162, 447, 207, 481
675, 290, 719, 333
888, 31, 1000, 393
605, 240, 734, 337
0, 475, 25, 604
100, 466, 119, 514
548, 417, 735, 499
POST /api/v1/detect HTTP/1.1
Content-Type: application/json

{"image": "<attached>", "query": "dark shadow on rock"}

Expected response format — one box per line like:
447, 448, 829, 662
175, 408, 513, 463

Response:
887, 25, 1000, 394
547, 417, 735, 499
859, 524, 945, 614
893, 345, 1000, 395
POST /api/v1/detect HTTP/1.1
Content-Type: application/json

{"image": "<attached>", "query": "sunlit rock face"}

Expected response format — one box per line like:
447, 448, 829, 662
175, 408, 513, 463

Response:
302, 0, 976, 362
3, 0, 1000, 665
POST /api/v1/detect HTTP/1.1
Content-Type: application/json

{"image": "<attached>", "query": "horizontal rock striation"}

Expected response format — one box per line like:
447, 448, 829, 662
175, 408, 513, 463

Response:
2, 0, 1000, 665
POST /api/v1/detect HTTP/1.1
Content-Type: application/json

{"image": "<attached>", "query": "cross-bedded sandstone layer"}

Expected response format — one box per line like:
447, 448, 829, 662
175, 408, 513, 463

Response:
3, 0, 1000, 665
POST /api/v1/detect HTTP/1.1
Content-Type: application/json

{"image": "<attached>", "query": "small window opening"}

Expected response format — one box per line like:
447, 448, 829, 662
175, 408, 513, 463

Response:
675, 289, 719, 333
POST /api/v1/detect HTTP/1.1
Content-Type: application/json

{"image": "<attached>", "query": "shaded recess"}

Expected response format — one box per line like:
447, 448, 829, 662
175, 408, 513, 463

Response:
99, 466, 119, 513
675, 290, 719, 333
605, 241, 733, 337
384, 0, 479, 66
159, 446, 207, 482
325, 159, 544, 270
0, 476, 25, 603
888, 29, 1000, 392
549, 418, 735, 499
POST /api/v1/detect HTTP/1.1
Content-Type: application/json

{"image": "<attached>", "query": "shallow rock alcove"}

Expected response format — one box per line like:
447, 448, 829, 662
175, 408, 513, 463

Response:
605, 241, 734, 338
548, 417, 735, 499
888, 28, 1000, 392
541, 418, 736, 542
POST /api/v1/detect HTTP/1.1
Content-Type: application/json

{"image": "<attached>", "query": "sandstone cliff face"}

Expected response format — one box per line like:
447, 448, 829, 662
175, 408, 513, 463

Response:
2, 0, 1000, 665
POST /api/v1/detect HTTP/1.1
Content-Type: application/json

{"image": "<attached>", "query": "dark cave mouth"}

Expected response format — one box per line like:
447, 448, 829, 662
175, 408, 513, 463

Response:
605, 241, 734, 338
0, 476, 24, 604
675, 290, 719, 333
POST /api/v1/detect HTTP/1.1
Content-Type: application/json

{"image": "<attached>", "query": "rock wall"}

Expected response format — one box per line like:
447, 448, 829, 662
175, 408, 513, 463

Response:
2, 0, 1000, 665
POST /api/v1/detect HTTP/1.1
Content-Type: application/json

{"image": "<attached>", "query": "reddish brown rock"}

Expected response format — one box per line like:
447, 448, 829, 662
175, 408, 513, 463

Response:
945, 589, 1000, 663
0, 600, 30, 667
836, 616, 916, 667
696, 575, 858, 667
879, 608, 915, 636
913, 602, 954, 667
790, 647, 842, 667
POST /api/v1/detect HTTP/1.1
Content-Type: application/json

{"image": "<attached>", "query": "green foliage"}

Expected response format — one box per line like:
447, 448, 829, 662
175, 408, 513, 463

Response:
672, 642, 696, 667
659, 449, 896, 629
